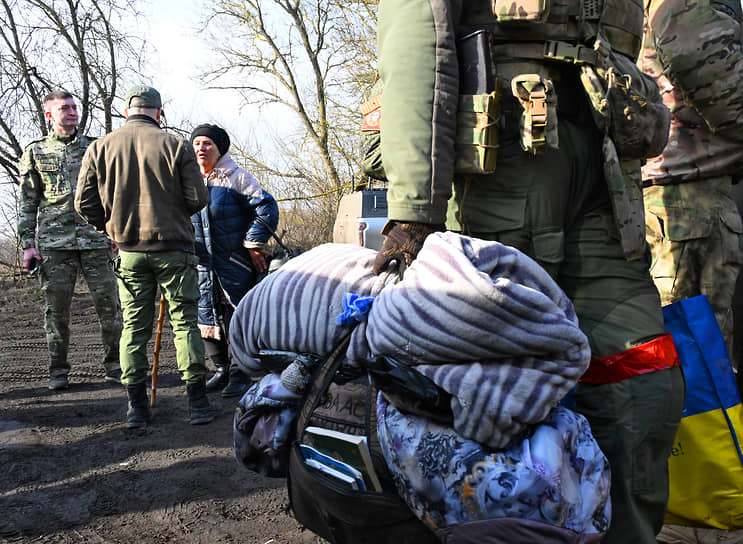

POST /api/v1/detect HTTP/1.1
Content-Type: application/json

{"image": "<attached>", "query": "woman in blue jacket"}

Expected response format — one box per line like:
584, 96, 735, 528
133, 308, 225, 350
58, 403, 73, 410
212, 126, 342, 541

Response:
191, 124, 279, 397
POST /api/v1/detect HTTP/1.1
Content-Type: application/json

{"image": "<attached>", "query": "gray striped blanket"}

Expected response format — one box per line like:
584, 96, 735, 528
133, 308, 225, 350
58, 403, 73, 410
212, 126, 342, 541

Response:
228, 242, 397, 373
229, 233, 591, 449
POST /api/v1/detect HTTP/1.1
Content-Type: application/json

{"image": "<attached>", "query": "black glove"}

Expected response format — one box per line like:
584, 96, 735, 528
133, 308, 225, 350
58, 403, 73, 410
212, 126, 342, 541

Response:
372, 221, 443, 275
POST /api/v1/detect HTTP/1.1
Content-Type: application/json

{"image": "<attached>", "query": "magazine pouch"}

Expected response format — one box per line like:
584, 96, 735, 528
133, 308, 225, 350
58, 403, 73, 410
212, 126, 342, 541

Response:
287, 332, 438, 544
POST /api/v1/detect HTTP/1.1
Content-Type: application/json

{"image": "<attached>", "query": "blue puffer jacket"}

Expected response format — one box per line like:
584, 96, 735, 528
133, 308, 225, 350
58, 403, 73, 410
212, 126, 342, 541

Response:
192, 152, 279, 339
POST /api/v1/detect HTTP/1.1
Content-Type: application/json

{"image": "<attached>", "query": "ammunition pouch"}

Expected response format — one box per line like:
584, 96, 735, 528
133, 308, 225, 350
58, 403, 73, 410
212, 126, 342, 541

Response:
579, 48, 671, 161
361, 89, 500, 178
510, 74, 559, 154
455, 92, 500, 173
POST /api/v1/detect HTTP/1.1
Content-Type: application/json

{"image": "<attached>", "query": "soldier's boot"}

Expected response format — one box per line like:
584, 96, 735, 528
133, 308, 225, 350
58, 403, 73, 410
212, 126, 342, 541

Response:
205, 365, 228, 393
187, 379, 224, 425
126, 383, 151, 429
221, 365, 250, 398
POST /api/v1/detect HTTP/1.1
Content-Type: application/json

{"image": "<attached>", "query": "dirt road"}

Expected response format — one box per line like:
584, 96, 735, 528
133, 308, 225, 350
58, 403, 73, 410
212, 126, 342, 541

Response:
0, 279, 323, 544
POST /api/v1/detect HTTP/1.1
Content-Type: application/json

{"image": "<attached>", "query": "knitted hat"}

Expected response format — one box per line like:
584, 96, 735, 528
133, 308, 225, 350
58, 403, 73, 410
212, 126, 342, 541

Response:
125, 85, 162, 109
190, 124, 230, 156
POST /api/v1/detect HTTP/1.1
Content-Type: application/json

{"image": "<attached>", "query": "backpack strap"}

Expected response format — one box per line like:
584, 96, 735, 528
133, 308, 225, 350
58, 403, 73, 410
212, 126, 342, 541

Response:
295, 329, 355, 438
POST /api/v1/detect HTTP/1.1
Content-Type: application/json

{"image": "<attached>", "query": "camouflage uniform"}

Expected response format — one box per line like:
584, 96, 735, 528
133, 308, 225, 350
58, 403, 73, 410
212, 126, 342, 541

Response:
640, 0, 743, 364
640, 1, 743, 541
18, 131, 122, 379
377, 1, 685, 542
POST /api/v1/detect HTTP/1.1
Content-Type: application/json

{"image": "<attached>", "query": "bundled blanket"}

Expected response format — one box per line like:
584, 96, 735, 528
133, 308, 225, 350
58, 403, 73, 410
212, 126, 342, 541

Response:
376, 398, 611, 540
229, 242, 396, 372
365, 233, 591, 449
229, 233, 591, 449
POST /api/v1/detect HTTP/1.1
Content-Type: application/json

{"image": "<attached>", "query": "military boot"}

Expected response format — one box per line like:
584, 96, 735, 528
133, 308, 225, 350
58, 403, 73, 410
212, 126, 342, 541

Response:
221, 365, 250, 398
126, 383, 151, 429
187, 379, 223, 425
205, 365, 228, 393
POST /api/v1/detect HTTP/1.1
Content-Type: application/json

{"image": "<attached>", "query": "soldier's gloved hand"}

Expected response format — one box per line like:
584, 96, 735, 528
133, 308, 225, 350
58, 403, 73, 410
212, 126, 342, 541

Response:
23, 247, 41, 272
372, 221, 443, 275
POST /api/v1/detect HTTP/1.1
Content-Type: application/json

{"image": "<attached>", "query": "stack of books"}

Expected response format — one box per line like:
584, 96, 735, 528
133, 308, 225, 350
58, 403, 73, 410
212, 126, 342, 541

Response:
300, 426, 383, 492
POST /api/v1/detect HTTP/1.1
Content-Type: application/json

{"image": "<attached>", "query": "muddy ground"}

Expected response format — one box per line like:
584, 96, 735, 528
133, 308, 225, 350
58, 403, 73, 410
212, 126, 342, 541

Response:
0, 278, 325, 544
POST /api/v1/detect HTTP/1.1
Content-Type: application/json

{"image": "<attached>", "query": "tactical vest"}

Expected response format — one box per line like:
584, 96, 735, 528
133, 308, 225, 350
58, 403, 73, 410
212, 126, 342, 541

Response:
459, 0, 644, 60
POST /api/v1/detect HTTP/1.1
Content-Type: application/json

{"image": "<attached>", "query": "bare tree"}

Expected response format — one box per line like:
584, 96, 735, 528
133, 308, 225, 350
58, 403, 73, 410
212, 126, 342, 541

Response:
200, 0, 378, 246
0, 0, 147, 276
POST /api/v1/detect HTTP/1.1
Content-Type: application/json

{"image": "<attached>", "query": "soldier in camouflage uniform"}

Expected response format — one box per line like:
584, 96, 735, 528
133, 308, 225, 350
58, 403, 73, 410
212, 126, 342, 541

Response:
640, 1, 743, 542
641, 0, 743, 370
370, 1, 685, 542
18, 90, 122, 391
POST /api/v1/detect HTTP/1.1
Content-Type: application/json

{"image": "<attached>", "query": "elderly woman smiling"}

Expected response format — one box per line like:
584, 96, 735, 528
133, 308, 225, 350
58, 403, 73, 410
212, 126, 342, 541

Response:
190, 124, 279, 398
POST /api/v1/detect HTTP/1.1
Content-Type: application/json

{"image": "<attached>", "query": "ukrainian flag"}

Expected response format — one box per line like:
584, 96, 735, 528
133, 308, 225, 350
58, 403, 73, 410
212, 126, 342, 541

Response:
663, 295, 743, 530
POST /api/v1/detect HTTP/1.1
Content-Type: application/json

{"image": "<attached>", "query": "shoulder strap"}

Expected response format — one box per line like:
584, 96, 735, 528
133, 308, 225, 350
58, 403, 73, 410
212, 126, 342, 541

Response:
295, 329, 355, 437
254, 215, 293, 254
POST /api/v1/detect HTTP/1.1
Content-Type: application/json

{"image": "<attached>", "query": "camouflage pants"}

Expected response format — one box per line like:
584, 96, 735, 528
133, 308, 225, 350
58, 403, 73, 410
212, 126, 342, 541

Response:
39, 248, 122, 377
645, 177, 743, 366
115, 250, 206, 386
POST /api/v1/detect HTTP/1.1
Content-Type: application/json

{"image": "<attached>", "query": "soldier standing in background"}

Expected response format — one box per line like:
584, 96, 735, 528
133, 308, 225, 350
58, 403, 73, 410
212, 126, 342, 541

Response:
641, 0, 743, 369
18, 90, 122, 391
640, 1, 743, 542
371, 1, 684, 542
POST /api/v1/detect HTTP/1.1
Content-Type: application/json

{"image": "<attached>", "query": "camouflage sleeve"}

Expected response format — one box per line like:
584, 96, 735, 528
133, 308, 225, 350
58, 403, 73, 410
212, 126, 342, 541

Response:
17, 146, 40, 249
647, 0, 743, 141
378, 0, 461, 224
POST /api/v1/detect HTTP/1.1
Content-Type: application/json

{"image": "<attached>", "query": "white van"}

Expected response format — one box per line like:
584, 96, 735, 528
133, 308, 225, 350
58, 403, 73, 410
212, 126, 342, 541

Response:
332, 188, 388, 250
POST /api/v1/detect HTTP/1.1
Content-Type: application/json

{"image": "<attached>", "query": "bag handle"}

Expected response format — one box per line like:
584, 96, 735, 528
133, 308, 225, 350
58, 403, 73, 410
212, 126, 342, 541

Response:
295, 329, 355, 438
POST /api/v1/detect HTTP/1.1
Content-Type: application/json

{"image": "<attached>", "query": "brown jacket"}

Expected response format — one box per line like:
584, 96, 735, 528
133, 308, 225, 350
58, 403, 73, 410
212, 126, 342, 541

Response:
75, 115, 207, 251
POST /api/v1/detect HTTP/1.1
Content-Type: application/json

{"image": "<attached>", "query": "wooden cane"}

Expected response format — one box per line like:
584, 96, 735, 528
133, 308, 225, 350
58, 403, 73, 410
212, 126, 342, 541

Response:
151, 293, 166, 407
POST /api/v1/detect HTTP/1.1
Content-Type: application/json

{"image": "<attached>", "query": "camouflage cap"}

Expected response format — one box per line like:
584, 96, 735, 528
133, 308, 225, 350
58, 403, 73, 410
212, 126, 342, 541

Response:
125, 85, 162, 109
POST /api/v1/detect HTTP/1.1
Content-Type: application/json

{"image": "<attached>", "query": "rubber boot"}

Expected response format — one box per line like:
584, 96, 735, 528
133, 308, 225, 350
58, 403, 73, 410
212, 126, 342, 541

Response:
221, 365, 250, 398
205, 365, 228, 393
126, 383, 151, 429
187, 379, 223, 425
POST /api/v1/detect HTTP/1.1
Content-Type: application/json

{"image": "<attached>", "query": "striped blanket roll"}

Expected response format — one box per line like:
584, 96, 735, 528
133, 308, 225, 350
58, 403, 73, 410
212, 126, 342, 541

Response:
229, 234, 591, 449
228, 243, 397, 374
365, 233, 591, 449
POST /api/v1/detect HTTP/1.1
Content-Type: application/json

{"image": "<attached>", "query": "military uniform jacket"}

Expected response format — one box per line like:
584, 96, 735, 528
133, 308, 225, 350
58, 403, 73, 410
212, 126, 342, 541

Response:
18, 131, 110, 251
377, 0, 647, 243
640, 0, 743, 186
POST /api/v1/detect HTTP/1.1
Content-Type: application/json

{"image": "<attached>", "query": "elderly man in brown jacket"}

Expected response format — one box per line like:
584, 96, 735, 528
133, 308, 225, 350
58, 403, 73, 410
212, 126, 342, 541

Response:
75, 85, 223, 428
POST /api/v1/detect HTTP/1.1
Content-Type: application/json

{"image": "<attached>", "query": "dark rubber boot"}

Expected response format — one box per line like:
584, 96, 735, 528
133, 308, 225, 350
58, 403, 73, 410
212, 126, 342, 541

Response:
221, 366, 250, 398
126, 383, 151, 429
187, 379, 223, 425
205, 366, 228, 393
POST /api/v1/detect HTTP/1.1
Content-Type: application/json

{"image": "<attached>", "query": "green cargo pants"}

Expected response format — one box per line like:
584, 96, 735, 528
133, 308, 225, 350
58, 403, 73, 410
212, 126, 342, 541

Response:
452, 107, 684, 543
115, 250, 206, 386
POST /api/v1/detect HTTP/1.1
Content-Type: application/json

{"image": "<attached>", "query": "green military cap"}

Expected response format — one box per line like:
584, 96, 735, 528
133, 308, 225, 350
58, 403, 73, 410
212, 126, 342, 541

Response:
125, 85, 162, 108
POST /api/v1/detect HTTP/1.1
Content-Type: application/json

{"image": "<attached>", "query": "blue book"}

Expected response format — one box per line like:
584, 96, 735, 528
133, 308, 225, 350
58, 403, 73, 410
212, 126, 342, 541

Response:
299, 444, 367, 491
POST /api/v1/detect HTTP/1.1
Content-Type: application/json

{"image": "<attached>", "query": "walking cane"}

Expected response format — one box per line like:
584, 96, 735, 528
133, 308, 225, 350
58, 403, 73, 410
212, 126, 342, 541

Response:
151, 293, 166, 407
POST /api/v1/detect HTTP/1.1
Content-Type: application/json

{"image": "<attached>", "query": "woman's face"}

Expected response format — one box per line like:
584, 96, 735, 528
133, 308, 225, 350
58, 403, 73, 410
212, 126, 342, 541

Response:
193, 136, 220, 175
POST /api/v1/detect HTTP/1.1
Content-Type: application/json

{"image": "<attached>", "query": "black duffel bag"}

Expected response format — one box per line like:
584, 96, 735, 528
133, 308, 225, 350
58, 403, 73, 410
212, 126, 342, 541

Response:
287, 333, 440, 544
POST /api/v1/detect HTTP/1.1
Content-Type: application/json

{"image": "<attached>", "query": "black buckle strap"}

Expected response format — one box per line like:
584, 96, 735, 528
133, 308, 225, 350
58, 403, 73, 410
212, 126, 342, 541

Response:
491, 41, 598, 65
